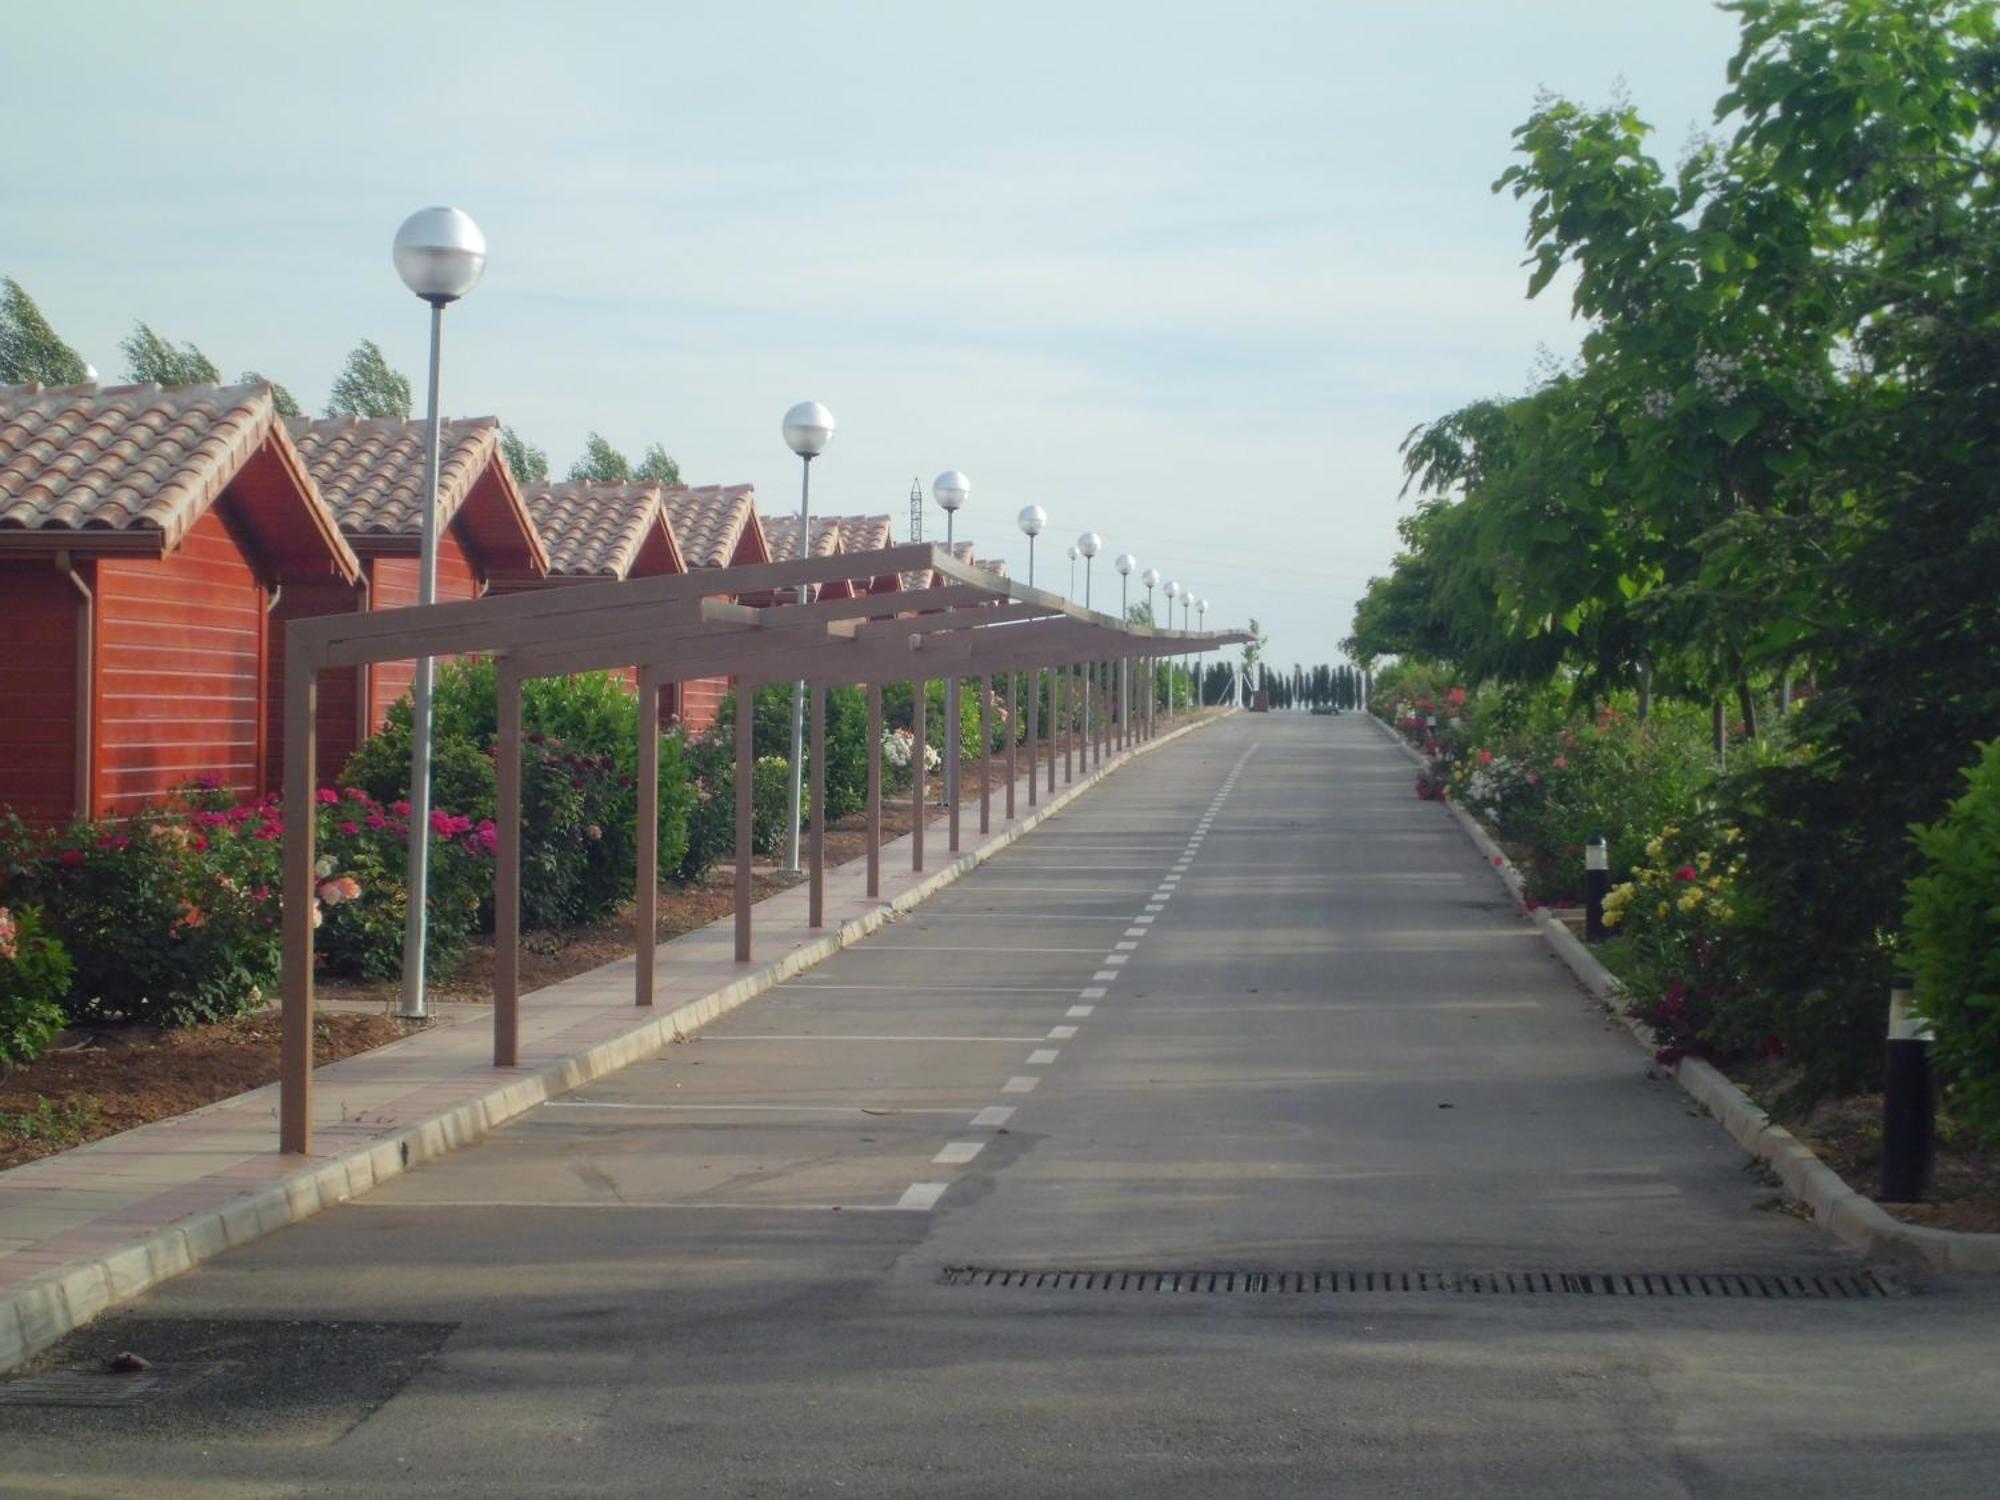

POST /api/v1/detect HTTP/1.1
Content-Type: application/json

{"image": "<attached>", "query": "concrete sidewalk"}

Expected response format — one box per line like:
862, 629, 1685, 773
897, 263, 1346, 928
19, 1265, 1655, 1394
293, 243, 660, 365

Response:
0, 711, 1227, 1372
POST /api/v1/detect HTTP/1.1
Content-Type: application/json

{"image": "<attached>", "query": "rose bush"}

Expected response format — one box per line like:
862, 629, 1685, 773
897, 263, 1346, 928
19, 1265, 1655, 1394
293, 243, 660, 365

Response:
0, 904, 71, 1067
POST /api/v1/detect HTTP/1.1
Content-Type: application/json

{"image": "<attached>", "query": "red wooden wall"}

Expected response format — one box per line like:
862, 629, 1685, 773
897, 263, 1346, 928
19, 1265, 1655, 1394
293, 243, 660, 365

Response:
367, 532, 481, 734
0, 563, 82, 823
266, 577, 365, 788
94, 507, 266, 816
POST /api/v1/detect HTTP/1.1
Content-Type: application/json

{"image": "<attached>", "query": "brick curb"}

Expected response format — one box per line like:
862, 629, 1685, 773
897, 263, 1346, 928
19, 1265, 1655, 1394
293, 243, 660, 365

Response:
1366, 710, 2000, 1273
0, 710, 1234, 1372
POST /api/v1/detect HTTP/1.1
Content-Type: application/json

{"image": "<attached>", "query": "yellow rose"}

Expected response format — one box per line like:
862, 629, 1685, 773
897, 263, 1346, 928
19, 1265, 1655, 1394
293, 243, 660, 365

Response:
1644, 838, 1664, 859
1678, 888, 1704, 913
1657, 901, 1670, 918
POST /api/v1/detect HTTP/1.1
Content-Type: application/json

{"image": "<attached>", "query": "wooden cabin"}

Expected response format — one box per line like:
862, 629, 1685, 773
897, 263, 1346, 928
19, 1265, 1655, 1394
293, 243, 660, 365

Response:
0, 382, 359, 821
829, 515, 903, 597
761, 513, 854, 601
659, 485, 768, 735
271, 416, 547, 782
491, 479, 686, 695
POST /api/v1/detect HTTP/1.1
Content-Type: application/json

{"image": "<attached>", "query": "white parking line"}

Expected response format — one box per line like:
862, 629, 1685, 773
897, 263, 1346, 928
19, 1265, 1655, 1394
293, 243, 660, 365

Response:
1124, 927, 1149, 936
1103, 954, 1129, 966
971, 1105, 1016, 1128
1002, 1076, 1040, 1093
1048, 1026, 1078, 1039
1114, 940, 1139, 950
1092, 970, 1119, 981
1026, 1048, 1061, 1065
1079, 986, 1107, 998
897, 1182, 951, 1210
933, 1142, 986, 1165
1067, 1005, 1095, 1017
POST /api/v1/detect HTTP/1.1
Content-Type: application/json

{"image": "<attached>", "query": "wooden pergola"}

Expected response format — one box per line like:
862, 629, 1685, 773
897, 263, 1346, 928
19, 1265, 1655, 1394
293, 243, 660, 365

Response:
278, 543, 1247, 1153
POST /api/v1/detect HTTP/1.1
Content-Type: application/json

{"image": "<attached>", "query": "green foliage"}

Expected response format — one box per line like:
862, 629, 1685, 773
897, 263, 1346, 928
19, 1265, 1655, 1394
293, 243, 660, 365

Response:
119, 322, 220, 385
0, 1094, 99, 1148
0, 277, 87, 385
501, 425, 550, 483
0, 905, 71, 1066
326, 339, 412, 419
1603, 821, 1754, 1065
634, 443, 681, 485
310, 790, 490, 981
1907, 740, 2000, 1146
341, 661, 695, 930
568, 432, 631, 483
1354, 0, 2000, 1097
242, 372, 301, 417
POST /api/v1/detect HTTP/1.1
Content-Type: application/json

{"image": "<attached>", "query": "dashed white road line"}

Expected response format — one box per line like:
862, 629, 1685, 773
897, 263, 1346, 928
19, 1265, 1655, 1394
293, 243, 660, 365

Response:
1067, 1005, 1094, 1018
971, 1105, 1016, 1127
1026, 1049, 1061, 1065
1048, 1026, 1079, 1039
897, 1182, 951, 1210
1002, 1076, 1041, 1093
933, 1142, 986, 1165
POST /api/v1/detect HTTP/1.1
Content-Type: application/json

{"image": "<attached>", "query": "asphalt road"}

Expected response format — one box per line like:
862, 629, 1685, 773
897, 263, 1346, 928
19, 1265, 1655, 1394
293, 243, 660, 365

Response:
5, 714, 1998, 1498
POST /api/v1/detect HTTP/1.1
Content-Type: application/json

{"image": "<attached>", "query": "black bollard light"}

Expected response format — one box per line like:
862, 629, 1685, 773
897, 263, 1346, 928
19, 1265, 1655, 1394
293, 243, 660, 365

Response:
1584, 835, 1610, 942
1881, 974, 1935, 1203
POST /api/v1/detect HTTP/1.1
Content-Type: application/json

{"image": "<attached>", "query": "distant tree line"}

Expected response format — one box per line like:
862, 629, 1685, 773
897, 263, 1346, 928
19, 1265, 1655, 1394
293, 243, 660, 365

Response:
0, 276, 678, 485
1254, 662, 1364, 711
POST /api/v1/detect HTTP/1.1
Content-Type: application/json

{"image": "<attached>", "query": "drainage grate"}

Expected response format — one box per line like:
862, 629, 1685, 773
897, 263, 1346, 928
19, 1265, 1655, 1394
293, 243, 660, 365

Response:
940, 1267, 1895, 1299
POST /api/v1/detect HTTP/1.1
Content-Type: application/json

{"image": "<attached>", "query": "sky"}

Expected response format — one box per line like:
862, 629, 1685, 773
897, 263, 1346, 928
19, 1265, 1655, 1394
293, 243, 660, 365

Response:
7, 1, 1745, 668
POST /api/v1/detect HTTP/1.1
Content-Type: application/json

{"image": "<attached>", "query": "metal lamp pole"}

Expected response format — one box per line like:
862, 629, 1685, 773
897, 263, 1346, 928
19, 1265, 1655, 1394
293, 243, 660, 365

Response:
392, 206, 486, 1020
781, 402, 836, 873
934, 472, 970, 813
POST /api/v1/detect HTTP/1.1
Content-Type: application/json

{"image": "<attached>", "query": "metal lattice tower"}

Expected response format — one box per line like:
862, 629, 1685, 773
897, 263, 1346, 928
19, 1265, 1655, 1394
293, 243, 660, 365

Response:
908, 477, 923, 543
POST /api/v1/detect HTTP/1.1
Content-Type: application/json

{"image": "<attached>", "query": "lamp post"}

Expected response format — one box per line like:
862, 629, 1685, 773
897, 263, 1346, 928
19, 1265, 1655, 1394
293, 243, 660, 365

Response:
935, 472, 970, 814
1163, 579, 1180, 717
781, 401, 836, 873
1142, 567, 1160, 729
1115, 553, 1135, 745
1181, 590, 1195, 711
1067, 543, 1079, 600
392, 205, 486, 1020
1017, 504, 1046, 586
1196, 598, 1208, 705
1076, 534, 1101, 756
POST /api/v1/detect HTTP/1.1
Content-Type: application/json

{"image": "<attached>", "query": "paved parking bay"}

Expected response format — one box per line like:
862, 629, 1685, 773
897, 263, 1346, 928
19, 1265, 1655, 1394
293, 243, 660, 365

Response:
4, 714, 1998, 1498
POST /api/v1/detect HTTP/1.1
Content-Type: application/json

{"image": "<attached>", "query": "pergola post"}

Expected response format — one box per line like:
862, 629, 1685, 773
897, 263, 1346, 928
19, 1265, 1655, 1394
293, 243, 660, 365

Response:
279, 652, 317, 1156
947, 674, 962, 854
912, 677, 927, 872
809, 679, 826, 927
1025, 667, 1039, 808
734, 684, 754, 963
1065, 663, 1077, 784
1004, 671, 1017, 820
979, 672, 992, 836
635, 664, 658, 1008
1047, 665, 1057, 794
866, 683, 882, 898
495, 661, 523, 1065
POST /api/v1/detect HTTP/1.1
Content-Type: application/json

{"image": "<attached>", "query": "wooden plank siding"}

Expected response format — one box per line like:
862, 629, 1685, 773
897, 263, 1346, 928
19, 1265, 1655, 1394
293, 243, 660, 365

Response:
365, 532, 481, 733
0, 562, 83, 823
93, 507, 266, 816
266, 577, 366, 787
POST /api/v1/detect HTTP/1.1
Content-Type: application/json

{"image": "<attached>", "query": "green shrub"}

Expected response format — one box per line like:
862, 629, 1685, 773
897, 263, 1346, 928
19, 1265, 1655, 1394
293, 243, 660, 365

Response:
342, 661, 694, 930
309, 790, 491, 981
0, 800, 283, 1028
1907, 739, 2000, 1147
0, 904, 71, 1066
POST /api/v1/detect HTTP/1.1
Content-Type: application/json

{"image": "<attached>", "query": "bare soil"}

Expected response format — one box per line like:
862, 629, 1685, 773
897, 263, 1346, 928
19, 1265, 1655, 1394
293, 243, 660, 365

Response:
1729, 1059, 2000, 1234
0, 1013, 411, 1172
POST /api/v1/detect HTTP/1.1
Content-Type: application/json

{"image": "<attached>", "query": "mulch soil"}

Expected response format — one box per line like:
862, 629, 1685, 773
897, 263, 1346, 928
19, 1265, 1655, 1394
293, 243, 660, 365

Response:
1725, 1058, 2000, 1235
0, 775, 1019, 1172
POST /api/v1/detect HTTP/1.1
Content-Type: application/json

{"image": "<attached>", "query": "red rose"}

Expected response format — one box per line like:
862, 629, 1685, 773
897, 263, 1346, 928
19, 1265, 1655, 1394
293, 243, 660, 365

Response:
1674, 866, 1698, 883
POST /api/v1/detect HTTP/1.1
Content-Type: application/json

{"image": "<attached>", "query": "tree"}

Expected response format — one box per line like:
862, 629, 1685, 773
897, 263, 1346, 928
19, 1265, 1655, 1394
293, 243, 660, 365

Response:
0, 278, 87, 385
1240, 617, 1266, 689
326, 340, 412, 419
240, 372, 301, 417
120, 322, 220, 385
568, 432, 631, 483
501, 426, 549, 483
634, 443, 681, 485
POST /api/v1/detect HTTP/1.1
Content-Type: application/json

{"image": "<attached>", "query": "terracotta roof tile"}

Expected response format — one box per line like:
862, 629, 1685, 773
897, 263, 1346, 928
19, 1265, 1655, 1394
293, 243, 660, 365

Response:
521, 480, 677, 579
661, 483, 758, 569
761, 512, 843, 564
1, 381, 274, 546
830, 514, 893, 554
975, 557, 1008, 577
0, 381, 358, 579
288, 415, 498, 536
